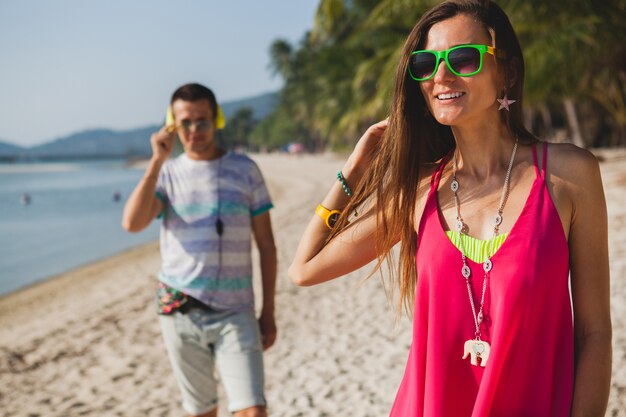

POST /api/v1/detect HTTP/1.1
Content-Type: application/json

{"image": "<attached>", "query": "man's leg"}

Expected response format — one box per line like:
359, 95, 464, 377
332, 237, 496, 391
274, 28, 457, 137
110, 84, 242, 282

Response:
159, 313, 220, 416
215, 311, 267, 415
233, 406, 267, 417
190, 409, 218, 417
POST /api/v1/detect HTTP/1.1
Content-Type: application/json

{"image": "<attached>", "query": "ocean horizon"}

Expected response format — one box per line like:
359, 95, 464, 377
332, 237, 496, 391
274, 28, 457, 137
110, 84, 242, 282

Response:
0, 159, 160, 296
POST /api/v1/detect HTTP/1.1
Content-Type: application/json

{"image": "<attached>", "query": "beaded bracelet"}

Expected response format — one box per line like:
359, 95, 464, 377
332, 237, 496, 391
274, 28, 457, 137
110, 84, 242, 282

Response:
337, 171, 353, 197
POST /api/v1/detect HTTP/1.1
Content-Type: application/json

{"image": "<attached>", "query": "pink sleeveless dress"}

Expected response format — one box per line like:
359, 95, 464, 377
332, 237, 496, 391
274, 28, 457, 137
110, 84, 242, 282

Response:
389, 143, 574, 416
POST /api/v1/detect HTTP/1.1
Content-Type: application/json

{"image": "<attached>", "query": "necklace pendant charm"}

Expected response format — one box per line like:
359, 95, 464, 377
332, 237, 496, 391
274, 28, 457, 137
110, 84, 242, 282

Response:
483, 259, 493, 272
462, 264, 471, 278
455, 220, 464, 232
451, 179, 459, 192
462, 339, 491, 367
494, 214, 503, 226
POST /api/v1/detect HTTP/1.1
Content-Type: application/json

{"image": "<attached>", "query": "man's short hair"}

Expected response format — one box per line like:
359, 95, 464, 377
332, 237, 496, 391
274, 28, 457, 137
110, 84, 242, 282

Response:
171, 83, 218, 120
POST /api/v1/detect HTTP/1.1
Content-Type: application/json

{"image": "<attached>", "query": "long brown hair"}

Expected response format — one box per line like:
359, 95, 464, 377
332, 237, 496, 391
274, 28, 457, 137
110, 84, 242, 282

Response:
328, 0, 536, 315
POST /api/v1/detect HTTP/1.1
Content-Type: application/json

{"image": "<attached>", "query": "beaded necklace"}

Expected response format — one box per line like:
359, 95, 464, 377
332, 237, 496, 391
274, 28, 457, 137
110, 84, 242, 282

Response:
451, 139, 518, 367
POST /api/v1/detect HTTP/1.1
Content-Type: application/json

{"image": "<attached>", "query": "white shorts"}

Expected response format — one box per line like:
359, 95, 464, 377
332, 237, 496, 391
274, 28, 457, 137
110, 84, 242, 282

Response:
159, 309, 265, 415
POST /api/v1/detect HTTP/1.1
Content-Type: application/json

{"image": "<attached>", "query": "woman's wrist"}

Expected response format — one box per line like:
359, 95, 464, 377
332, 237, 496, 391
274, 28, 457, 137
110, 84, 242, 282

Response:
341, 159, 365, 186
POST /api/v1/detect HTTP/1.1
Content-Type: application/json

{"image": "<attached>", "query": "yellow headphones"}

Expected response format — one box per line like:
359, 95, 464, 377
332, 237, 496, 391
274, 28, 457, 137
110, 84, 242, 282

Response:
165, 103, 226, 132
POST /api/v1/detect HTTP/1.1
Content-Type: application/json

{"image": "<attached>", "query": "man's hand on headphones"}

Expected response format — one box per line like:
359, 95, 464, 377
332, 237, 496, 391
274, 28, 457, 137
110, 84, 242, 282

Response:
150, 125, 176, 163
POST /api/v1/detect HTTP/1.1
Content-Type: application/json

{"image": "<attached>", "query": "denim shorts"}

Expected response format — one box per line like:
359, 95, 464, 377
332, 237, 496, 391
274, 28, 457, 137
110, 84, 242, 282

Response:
159, 308, 265, 415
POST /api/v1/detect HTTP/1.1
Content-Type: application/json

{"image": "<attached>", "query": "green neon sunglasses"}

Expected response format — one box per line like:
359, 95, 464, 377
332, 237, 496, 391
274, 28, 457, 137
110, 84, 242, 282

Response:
408, 44, 496, 81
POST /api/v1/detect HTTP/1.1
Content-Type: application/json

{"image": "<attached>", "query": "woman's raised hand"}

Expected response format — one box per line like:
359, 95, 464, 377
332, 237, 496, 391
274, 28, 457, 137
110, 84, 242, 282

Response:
344, 119, 388, 179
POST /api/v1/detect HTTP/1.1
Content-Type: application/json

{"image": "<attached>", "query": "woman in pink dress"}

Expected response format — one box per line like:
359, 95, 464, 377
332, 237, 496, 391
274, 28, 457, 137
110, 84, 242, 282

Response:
288, 0, 611, 415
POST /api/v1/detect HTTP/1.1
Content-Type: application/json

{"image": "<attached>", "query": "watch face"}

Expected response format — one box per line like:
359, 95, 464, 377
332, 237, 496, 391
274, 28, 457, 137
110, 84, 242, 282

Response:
328, 212, 340, 228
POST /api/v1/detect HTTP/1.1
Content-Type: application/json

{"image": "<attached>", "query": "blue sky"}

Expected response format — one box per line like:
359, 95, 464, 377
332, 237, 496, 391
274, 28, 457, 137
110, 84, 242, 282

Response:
0, 1, 319, 147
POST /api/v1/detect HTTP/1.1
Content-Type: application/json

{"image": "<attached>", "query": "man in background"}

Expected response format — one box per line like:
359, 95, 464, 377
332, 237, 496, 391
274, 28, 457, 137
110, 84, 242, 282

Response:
123, 83, 277, 417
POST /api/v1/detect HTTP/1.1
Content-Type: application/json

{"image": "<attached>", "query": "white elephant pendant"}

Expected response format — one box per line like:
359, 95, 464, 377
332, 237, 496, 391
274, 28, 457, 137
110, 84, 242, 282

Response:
462, 339, 491, 367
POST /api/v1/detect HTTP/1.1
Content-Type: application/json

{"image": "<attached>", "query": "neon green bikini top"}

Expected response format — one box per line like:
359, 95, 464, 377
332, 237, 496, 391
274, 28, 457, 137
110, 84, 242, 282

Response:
445, 231, 508, 263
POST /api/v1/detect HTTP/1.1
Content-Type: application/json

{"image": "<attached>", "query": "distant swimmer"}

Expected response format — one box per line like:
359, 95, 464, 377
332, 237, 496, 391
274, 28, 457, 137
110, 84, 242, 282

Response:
113, 191, 121, 202
20, 193, 31, 206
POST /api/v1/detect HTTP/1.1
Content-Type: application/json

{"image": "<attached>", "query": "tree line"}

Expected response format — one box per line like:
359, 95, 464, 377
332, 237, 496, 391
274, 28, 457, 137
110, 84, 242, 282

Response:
227, 0, 626, 151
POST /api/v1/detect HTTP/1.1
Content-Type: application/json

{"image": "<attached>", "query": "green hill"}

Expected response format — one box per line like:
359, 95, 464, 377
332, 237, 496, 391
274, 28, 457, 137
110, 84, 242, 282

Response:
221, 91, 277, 120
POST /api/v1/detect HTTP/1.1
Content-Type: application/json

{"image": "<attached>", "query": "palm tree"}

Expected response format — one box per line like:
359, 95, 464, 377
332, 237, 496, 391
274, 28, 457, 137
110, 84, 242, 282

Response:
510, 0, 626, 146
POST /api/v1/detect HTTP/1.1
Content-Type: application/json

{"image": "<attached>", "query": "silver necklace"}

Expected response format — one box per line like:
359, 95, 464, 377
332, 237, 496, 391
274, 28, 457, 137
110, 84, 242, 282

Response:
451, 139, 518, 367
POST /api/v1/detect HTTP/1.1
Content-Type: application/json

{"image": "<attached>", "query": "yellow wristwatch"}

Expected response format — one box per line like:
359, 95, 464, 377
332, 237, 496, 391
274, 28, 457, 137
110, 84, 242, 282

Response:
315, 204, 341, 229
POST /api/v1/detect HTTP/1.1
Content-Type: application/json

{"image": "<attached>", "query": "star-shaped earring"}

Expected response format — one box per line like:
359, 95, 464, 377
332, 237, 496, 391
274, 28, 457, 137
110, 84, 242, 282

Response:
497, 94, 516, 111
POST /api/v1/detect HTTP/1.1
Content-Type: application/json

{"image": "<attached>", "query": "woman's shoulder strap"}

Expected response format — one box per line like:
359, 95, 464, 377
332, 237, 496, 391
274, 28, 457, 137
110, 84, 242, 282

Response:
531, 141, 549, 179
429, 153, 450, 192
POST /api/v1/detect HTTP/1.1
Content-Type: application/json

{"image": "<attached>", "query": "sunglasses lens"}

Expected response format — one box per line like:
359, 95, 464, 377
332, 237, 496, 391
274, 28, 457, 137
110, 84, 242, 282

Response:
409, 52, 437, 80
195, 121, 212, 131
178, 121, 192, 131
448, 47, 481, 75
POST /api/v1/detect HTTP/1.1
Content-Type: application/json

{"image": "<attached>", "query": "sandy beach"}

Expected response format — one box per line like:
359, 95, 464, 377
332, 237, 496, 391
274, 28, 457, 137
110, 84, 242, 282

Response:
1, 151, 625, 416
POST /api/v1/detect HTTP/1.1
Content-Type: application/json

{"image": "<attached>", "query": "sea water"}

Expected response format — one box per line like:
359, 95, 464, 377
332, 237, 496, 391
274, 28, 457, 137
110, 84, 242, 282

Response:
0, 160, 160, 296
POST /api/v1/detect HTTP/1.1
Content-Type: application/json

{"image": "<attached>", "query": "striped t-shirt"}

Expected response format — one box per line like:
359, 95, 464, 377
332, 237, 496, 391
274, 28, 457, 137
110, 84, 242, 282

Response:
155, 151, 273, 312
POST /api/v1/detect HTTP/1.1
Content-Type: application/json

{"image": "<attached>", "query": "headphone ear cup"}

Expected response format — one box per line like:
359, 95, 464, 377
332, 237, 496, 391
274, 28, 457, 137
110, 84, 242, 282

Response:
164, 106, 184, 155
215, 105, 226, 129
165, 106, 176, 133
